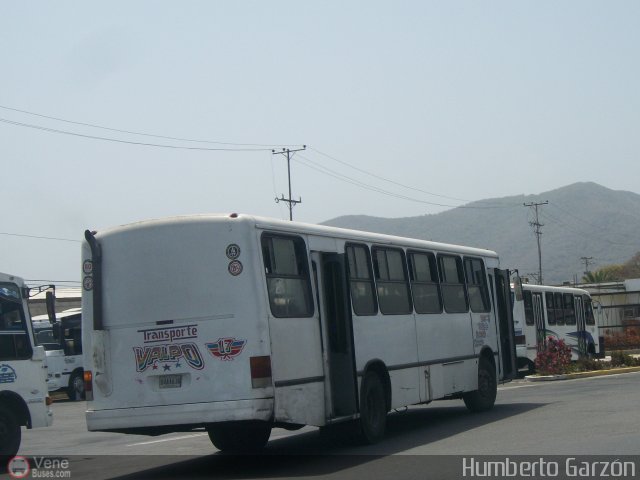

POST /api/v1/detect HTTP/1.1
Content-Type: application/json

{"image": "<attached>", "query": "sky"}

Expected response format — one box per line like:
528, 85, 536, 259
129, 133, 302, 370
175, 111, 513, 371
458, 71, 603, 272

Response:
1, 1, 639, 286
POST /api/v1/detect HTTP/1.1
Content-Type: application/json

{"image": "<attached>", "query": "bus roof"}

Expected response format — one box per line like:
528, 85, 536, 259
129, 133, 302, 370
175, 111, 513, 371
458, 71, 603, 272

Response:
0, 272, 25, 286
32, 307, 82, 322
90, 213, 500, 259
520, 284, 591, 296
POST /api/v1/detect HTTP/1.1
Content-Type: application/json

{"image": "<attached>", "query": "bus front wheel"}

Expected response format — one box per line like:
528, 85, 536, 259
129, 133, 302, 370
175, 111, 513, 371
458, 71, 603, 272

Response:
358, 371, 387, 444
463, 357, 497, 413
0, 406, 21, 460
207, 422, 271, 453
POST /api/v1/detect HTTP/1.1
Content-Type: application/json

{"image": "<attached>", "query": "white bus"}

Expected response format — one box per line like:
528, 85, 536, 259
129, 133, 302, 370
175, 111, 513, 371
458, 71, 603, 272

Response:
0, 272, 53, 460
512, 283, 601, 370
32, 308, 85, 401
82, 214, 517, 451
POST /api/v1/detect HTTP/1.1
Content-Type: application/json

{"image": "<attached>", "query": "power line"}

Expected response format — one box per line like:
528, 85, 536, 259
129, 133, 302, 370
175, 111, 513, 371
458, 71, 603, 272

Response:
297, 153, 519, 210
309, 147, 471, 203
0, 104, 298, 148
0, 117, 274, 152
0, 232, 81, 243
308, 147, 518, 208
542, 206, 639, 247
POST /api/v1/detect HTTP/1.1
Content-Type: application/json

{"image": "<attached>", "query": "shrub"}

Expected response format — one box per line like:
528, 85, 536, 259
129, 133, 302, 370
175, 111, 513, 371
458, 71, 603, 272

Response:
573, 357, 603, 372
604, 329, 640, 349
609, 351, 639, 367
535, 337, 572, 375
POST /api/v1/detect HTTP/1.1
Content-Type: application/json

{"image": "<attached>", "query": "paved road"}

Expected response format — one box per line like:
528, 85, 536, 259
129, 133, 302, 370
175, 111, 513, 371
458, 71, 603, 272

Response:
9, 372, 640, 479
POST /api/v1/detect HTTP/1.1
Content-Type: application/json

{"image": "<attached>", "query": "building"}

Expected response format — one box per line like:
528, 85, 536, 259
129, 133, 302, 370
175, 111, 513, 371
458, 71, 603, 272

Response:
580, 279, 640, 349
28, 287, 81, 317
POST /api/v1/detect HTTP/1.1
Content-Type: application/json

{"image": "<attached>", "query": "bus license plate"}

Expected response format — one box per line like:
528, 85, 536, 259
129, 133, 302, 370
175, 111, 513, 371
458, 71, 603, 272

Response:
159, 374, 182, 389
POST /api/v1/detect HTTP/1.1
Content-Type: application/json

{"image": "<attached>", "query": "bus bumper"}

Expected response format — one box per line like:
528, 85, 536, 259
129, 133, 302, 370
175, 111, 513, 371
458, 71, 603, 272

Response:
86, 398, 274, 432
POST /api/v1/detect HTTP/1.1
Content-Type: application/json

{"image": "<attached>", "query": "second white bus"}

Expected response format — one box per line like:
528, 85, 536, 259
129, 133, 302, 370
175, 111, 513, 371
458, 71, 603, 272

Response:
32, 308, 85, 401
82, 214, 517, 451
512, 283, 601, 370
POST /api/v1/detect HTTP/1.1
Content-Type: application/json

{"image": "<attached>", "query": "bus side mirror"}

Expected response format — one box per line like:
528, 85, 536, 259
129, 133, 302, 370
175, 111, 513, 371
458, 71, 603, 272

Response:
513, 275, 523, 302
45, 290, 56, 325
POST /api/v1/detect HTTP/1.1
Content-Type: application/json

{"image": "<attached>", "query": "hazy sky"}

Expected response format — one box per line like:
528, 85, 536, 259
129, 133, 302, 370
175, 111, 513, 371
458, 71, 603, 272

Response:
1, 1, 639, 286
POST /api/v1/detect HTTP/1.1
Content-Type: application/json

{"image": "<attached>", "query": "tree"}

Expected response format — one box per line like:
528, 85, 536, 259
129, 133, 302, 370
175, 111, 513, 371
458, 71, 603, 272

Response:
582, 268, 620, 283
619, 252, 640, 279
581, 252, 640, 282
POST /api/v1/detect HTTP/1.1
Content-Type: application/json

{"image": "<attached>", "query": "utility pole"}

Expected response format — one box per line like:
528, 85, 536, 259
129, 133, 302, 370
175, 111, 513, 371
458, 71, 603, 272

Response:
581, 256, 594, 275
272, 146, 306, 221
523, 200, 548, 285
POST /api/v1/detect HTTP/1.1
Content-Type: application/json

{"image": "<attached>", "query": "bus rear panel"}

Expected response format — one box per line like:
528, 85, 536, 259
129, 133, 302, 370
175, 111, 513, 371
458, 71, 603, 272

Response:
83, 216, 275, 433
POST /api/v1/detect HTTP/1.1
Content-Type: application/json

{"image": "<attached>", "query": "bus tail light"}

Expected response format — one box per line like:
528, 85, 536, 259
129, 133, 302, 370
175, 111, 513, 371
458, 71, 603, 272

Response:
84, 370, 94, 401
45, 396, 53, 406
515, 335, 526, 345
250, 356, 272, 388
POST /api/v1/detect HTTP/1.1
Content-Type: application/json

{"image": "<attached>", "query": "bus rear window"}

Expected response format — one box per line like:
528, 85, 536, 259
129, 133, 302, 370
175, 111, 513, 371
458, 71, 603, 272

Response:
261, 234, 314, 318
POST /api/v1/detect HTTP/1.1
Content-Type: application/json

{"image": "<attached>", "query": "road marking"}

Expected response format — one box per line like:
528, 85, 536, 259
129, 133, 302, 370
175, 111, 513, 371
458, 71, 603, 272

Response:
499, 384, 537, 390
126, 433, 207, 446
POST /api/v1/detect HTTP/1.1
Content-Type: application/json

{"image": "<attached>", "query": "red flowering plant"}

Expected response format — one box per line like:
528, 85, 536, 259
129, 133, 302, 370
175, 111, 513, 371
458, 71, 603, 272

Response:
534, 337, 572, 375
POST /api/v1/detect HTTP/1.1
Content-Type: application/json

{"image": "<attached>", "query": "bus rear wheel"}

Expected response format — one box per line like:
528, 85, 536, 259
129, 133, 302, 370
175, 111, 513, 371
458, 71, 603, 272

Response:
463, 357, 497, 413
207, 422, 271, 453
0, 406, 21, 460
358, 372, 387, 444
67, 371, 85, 401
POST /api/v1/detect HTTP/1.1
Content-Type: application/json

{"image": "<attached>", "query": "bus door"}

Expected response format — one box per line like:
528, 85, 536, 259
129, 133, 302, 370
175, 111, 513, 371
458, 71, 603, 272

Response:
262, 233, 326, 427
311, 251, 358, 419
575, 295, 587, 356
532, 293, 545, 352
493, 269, 517, 380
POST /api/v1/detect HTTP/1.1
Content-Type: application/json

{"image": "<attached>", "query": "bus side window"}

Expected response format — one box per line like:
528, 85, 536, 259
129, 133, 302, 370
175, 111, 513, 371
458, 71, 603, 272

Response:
463, 257, 490, 313
372, 247, 412, 315
346, 244, 378, 316
437, 255, 468, 314
554, 292, 564, 325
261, 234, 314, 318
523, 290, 534, 325
545, 292, 556, 325
408, 251, 442, 314
584, 295, 596, 325
564, 294, 576, 325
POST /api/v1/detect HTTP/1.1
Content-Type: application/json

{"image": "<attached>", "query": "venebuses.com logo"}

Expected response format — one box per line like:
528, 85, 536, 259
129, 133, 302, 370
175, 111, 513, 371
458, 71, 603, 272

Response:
7, 456, 71, 479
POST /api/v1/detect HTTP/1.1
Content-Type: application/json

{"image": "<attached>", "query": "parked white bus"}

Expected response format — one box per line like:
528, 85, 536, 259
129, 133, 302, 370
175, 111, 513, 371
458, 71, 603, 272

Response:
32, 308, 85, 401
0, 272, 53, 460
512, 283, 601, 370
82, 214, 517, 451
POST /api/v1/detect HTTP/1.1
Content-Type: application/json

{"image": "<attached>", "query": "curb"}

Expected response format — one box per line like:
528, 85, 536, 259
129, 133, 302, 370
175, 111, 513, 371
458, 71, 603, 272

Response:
525, 366, 640, 382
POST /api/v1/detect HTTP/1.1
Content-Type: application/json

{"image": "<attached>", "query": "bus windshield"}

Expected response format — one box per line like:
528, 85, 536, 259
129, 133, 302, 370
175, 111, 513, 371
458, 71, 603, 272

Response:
0, 283, 26, 331
0, 282, 32, 360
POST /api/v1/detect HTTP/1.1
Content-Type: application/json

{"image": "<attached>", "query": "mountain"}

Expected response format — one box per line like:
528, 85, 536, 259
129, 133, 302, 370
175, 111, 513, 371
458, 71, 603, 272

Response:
322, 182, 640, 284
